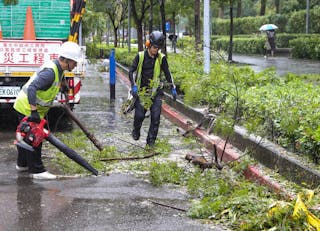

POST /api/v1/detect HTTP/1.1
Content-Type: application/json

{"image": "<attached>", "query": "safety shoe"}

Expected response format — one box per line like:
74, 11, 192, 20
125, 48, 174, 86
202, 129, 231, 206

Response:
16, 165, 29, 172
132, 130, 140, 141
31, 171, 57, 180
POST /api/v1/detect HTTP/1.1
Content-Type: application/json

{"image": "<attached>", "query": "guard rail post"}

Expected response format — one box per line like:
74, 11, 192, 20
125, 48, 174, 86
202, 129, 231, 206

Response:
109, 48, 116, 100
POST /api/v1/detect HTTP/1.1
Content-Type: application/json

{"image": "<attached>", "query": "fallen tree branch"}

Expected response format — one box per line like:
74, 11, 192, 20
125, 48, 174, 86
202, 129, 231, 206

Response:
99, 150, 161, 161
178, 114, 216, 137
185, 154, 214, 170
57, 104, 104, 151
148, 199, 187, 212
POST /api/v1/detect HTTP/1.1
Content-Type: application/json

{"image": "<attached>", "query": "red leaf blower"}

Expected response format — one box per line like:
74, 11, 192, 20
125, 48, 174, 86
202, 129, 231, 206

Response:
15, 117, 98, 176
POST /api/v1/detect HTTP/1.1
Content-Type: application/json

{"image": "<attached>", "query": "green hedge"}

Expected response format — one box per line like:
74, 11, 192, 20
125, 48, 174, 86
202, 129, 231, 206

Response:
210, 34, 320, 59
287, 6, 320, 33
290, 36, 320, 59
213, 7, 320, 35
213, 36, 265, 55
87, 33, 320, 61
213, 14, 288, 35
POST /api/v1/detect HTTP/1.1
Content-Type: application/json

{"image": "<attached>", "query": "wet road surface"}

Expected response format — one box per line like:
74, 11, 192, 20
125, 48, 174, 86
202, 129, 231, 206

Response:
0, 63, 225, 230
232, 54, 320, 76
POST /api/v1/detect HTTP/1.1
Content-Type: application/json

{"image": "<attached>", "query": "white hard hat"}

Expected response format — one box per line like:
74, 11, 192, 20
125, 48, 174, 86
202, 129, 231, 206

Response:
58, 41, 82, 62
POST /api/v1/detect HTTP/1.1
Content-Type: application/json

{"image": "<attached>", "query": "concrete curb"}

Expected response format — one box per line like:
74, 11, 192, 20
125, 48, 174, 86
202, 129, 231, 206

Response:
115, 68, 292, 197
161, 103, 291, 198
164, 96, 320, 188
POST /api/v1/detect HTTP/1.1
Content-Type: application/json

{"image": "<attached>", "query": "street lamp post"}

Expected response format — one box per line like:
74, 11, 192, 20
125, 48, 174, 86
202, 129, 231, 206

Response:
306, 0, 310, 34
203, 0, 210, 74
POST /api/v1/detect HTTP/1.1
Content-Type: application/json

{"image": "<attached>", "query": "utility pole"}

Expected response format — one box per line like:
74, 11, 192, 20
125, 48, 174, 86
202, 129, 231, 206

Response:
306, 0, 310, 34
203, 0, 210, 74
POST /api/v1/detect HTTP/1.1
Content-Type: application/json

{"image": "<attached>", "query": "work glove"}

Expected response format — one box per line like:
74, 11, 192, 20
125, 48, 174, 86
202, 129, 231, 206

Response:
61, 84, 69, 94
131, 85, 138, 98
28, 110, 41, 123
60, 79, 70, 94
171, 87, 177, 101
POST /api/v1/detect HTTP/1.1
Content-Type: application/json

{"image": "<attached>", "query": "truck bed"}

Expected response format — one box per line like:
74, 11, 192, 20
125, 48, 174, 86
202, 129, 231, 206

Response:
0, 0, 70, 39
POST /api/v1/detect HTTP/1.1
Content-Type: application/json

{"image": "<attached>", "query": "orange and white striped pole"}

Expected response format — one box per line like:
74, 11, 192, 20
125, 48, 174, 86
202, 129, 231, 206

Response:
0, 23, 3, 40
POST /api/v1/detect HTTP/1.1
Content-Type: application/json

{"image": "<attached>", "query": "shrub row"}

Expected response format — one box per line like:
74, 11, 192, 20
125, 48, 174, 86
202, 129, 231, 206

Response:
213, 6, 320, 35
176, 34, 320, 59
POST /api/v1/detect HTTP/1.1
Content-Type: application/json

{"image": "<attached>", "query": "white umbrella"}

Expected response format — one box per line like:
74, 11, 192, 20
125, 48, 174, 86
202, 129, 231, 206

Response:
259, 24, 278, 31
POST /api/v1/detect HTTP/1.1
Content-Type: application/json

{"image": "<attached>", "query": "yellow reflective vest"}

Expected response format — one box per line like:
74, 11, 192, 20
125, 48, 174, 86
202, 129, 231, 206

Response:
136, 50, 164, 98
13, 61, 60, 118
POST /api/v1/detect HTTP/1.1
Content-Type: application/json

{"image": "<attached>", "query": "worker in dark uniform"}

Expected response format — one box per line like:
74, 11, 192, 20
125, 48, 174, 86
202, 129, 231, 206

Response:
13, 41, 81, 180
129, 31, 177, 147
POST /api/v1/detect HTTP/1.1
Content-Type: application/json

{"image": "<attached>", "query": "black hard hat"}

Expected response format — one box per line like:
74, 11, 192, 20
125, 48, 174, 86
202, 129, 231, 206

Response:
149, 31, 165, 48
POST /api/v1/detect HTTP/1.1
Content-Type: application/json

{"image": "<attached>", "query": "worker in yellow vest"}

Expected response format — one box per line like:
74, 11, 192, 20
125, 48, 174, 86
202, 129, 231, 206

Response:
13, 41, 81, 180
128, 31, 177, 148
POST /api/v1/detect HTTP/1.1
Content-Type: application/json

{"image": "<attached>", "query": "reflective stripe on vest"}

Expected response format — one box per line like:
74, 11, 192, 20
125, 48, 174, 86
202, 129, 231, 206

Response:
13, 61, 60, 118
136, 51, 164, 97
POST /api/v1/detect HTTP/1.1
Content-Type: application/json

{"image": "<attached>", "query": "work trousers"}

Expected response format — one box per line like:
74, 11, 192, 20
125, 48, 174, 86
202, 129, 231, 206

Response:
133, 93, 162, 145
16, 113, 46, 173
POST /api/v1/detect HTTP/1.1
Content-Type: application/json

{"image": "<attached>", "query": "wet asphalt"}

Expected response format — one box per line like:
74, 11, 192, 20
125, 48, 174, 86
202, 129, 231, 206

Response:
0, 63, 224, 231
232, 54, 320, 76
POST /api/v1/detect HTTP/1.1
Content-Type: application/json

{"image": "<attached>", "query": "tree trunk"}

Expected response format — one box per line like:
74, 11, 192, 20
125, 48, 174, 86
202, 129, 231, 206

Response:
113, 27, 118, 47
236, 0, 242, 17
130, 0, 149, 51
218, 3, 224, 18
275, 0, 280, 13
160, 0, 167, 55
122, 23, 125, 48
172, 11, 177, 53
106, 20, 110, 46
260, 0, 266, 16
194, 0, 201, 51
149, 0, 153, 34
137, 25, 144, 51
228, 0, 234, 62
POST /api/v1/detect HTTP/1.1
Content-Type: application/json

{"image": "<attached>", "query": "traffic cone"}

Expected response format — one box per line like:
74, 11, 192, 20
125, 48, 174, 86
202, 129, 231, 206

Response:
23, 6, 36, 40
0, 23, 3, 40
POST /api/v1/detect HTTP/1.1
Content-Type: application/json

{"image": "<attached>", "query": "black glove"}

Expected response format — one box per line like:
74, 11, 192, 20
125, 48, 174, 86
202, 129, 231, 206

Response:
60, 78, 69, 94
61, 84, 69, 94
28, 110, 41, 123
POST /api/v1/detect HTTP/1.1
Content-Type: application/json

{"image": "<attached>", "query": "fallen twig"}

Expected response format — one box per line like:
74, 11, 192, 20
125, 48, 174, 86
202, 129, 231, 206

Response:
178, 114, 216, 137
56, 104, 104, 151
148, 199, 187, 212
99, 135, 162, 161
116, 137, 149, 150
185, 153, 213, 170
99, 151, 161, 161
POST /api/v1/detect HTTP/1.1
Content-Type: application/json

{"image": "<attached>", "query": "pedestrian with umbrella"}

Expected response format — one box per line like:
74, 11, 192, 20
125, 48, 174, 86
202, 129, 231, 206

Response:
259, 24, 278, 58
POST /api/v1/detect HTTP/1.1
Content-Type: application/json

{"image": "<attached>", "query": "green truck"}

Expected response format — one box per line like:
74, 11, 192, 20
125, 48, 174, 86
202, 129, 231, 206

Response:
0, 0, 85, 108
